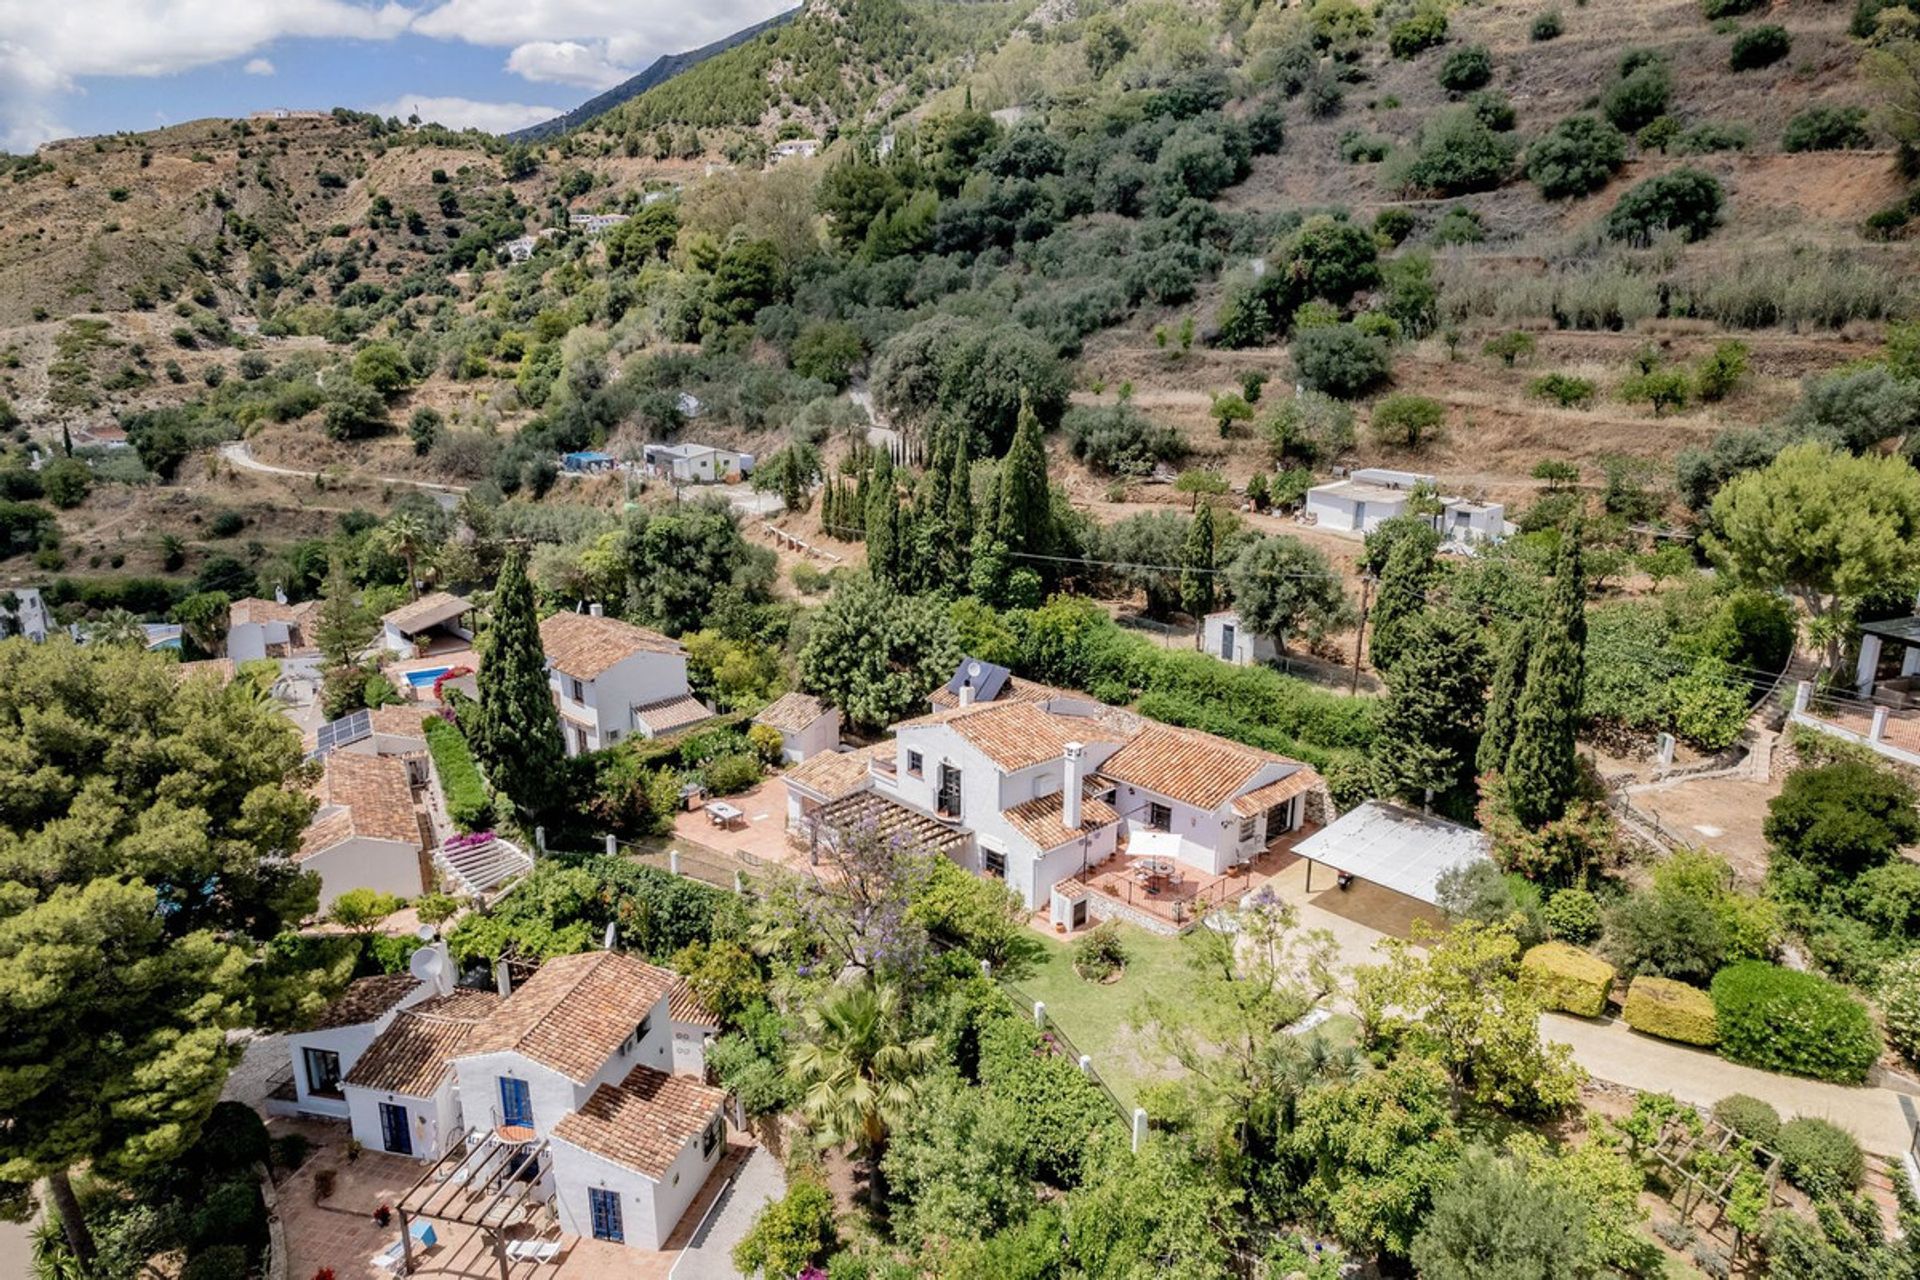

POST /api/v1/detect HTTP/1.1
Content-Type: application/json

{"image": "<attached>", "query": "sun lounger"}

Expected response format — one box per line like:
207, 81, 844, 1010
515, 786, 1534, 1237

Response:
370, 1241, 406, 1272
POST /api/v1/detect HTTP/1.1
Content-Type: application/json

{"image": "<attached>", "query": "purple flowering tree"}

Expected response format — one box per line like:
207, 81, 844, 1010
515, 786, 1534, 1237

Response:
754, 816, 934, 982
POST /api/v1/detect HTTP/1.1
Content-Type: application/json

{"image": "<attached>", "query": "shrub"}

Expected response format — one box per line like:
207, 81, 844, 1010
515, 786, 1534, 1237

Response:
1544, 887, 1603, 942
1784, 106, 1872, 152
1602, 62, 1673, 132
1375, 207, 1416, 245
1531, 10, 1563, 39
1710, 1094, 1781, 1148
1467, 90, 1516, 133
1065, 403, 1186, 475
189, 1180, 265, 1251
40, 458, 91, 509
271, 1132, 312, 1172
1606, 169, 1725, 244
1483, 331, 1536, 366
180, 1246, 252, 1280
1881, 952, 1920, 1065
1340, 131, 1392, 163
1730, 25, 1790, 71
1623, 975, 1718, 1045
1675, 121, 1751, 154
1703, 0, 1762, 14
1396, 107, 1518, 196
1526, 115, 1627, 200
1388, 7, 1450, 57
1774, 1117, 1865, 1192
1291, 324, 1392, 399
1619, 368, 1693, 415
1765, 761, 1920, 877
192, 1100, 271, 1173
1532, 373, 1597, 408
1370, 394, 1446, 447
1439, 45, 1493, 92
1430, 206, 1485, 245
1072, 921, 1127, 980
700, 752, 762, 795
1693, 340, 1748, 401
424, 718, 490, 829
1711, 962, 1880, 1083
1265, 390, 1357, 464
210, 510, 245, 538
1522, 941, 1615, 1017
733, 1176, 836, 1278
978, 1013, 1120, 1184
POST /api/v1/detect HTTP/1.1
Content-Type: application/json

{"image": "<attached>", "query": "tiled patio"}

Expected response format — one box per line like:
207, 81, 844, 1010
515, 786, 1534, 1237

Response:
1074, 825, 1320, 930
668, 777, 813, 870
272, 1119, 754, 1280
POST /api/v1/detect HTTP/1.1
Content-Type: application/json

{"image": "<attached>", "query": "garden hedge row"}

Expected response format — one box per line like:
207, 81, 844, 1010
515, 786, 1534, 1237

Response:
1623, 975, 1718, 1046
1709, 961, 1881, 1084
1522, 941, 1615, 1017
424, 717, 490, 829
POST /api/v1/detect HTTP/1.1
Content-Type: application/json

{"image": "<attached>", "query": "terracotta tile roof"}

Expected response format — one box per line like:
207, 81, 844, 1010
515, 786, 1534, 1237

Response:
1100, 724, 1301, 812
633, 693, 714, 735
894, 701, 1131, 773
460, 952, 678, 1084
229, 597, 302, 626
540, 611, 680, 679
299, 752, 421, 859
550, 1064, 727, 1179
382, 591, 473, 634
310, 973, 420, 1030
1004, 791, 1120, 850
344, 989, 501, 1096
175, 658, 235, 683
784, 745, 884, 801
928, 674, 1065, 709
369, 704, 433, 740
1229, 769, 1324, 818
754, 691, 830, 733
668, 980, 717, 1028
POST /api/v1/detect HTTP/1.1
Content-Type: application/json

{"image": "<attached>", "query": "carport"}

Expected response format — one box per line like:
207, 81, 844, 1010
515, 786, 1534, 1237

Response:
1293, 800, 1492, 908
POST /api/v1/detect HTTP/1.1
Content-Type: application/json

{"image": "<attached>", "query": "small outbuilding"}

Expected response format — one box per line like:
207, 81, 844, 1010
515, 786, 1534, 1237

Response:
752, 691, 840, 763
381, 592, 476, 657
1291, 800, 1493, 907
1202, 610, 1277, 667
562, 450, 616, 473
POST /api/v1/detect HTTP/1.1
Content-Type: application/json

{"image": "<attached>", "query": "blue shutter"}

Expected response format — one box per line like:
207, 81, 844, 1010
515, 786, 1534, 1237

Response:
588, 1187, 624, 1243
379, 1103, 413, 1156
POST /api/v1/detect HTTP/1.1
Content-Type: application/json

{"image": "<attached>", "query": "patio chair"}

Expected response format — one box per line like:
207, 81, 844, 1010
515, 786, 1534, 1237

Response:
370, 1241, 406, 1272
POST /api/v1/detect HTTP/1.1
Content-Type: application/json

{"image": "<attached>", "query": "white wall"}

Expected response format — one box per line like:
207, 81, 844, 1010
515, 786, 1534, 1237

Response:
227, 620, 286, 662
1304, 489, 1406, 536
306, 836, 425, 911
550, 1112, 723, 1250
1202, 614, 1278, 667
670, 1020, 713, 1077
345, 1082, 459, 1161
777, 713, 840, 764
450, 992, 672, 1135
549, 650, 692, 755
1112, 761, 1298, 876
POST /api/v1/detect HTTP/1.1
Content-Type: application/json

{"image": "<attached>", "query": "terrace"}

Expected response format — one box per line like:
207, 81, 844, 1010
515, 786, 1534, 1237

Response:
1067, 823, 1321, 933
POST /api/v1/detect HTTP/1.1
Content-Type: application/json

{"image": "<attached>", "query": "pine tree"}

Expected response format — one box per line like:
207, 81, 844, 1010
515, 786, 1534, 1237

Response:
473, 545, 565, 821
1477, 623, 1533, 778
1504, 526, 1587, 827
1368, 534, 1435, 677
1181, 502, 1216, 618
996, 396, 1050, 559
1378, 610, 1489, 813
314, 553, 373, 669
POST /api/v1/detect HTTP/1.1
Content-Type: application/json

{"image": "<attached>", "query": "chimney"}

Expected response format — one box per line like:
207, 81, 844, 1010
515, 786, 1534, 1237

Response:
1062, 742, 1084, 831
958, 679, 975, 707
588, 602, 604, 618
494, 960, 513, 998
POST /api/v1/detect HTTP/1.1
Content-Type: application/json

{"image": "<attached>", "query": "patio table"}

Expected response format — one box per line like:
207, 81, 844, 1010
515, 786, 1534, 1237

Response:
705, 801, 745, 828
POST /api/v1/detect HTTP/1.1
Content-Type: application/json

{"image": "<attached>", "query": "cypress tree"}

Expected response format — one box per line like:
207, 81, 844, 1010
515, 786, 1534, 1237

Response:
867, 450, 900, 587
1477, 623, 1533, 778
473, 545, 565, 821
1378, 610, 1489, 814
1368, 534, 1435, 677
946, 431, 973, 550
996, 396, 1050, 559
1181, 502, 1216, 618
1504, 526, 1587, 827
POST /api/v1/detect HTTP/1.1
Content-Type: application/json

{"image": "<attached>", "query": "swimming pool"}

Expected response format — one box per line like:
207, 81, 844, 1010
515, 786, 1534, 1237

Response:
404, 666, 452, 689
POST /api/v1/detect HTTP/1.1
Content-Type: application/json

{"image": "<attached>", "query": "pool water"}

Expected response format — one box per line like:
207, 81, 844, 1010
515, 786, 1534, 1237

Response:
405, 666, 452, 688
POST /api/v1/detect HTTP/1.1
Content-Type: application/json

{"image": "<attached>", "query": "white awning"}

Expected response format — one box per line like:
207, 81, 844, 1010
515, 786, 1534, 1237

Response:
1292, 800, 1492, 906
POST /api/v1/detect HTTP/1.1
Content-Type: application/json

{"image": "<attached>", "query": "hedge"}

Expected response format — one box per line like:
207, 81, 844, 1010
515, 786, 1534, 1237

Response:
424, 717, 491, 830
1522, 942, 1615, 1017
1711, 1094, 1781, 1148
1775, 1117, 1864, 1192
1623, 975, 1718, 1046
1709, 961, 1881, 1084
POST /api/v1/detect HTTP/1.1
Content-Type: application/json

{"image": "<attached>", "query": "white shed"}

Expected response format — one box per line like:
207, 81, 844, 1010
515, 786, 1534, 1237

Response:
1291, 800, 1493, 905
1202, 610, 1278, 667
752, 692, 840, 763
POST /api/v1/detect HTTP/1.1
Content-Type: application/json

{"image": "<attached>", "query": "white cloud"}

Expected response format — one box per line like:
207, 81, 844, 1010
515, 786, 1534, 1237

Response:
504, 40, 632, 90
243, 57, 277, 76
412, 0, 785, 55
367, 93, 563, 134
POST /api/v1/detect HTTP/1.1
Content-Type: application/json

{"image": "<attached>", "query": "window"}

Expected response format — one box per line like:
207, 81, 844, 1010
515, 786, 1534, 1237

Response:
1148, 802, 1172, 832
303, 1047, 342, 1096
983, 846, 1006, 878
906, 750, 923, 778
498, 1076, 533, 1128
702, 1115, 724, 1159
936, 764, 962, 819
635, 1014, 652, 1045
1238, 817, 1257, 845
569, 677, 584, 701
587, 1187, 624, 1244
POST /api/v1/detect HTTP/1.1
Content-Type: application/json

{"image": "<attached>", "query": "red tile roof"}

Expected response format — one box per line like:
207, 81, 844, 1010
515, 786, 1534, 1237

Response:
783, 744, 885, 801
343, 989, 501, 1096
1003, 791, 1120, 850
668, 981, 717, 1028
927, 674, 1066, 709
754, 691, 830, 732
382, 591, 473, 634
299, 753, 421, 860
550, 1064, 727, 1179
460, 952, 678, 1084
309, 974, 419, 1031
633, 693, 714, 735
539, 611, 680, 679
895, 701, 1130, 772
1100, 724, 1301, 812
1228, 769, 1324, 817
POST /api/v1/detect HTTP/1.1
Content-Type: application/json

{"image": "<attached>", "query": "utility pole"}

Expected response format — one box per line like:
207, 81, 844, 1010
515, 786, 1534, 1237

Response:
1350, 572, 1374, 695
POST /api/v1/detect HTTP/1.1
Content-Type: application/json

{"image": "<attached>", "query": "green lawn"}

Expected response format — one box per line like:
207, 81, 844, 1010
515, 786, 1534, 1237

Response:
1005, 926, 1358, 1108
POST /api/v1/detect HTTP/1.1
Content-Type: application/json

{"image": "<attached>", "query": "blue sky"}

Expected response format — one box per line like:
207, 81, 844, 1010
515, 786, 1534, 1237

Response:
1, 1, 795, 151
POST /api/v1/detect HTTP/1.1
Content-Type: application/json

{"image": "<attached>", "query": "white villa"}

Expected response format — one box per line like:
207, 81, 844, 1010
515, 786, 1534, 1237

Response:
381, 591, 477, 657
274, 952, 734, 1253
569, 211, 630, 235
226, 596, 321, 669
540, 607, 713, 755
752, 692, 840, 764
1304, 467, 1509, 544
298, 751, 428, 911
642, 442, 753, 484
0, 586, 50, 642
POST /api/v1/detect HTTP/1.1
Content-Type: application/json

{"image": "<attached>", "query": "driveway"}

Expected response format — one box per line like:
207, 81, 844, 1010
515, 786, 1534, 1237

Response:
220, 441, 467, 510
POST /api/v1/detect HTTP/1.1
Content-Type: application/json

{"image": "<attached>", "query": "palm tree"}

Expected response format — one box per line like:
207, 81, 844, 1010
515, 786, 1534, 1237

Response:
376, 512, 431, 600
90, 608, 146, 648
789, 981, 935, 1207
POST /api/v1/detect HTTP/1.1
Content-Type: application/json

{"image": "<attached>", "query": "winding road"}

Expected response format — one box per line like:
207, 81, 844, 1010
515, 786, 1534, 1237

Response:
218, 441, 468, 510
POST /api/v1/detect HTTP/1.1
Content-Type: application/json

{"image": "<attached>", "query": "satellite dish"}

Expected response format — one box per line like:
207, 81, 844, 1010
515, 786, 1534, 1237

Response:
415, 923, 437, 943
967, 661, 982, 679
408, 945, 454, 996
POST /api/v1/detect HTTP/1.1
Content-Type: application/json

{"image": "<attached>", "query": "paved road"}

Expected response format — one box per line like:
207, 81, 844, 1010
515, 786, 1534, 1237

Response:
667, 1145, 784, 1279
1542, 1012, 1920, 1155
219, 441, 467, 510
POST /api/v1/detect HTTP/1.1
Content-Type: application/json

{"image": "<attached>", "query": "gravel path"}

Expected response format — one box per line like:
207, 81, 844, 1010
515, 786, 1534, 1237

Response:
667, 1146, 785, 1279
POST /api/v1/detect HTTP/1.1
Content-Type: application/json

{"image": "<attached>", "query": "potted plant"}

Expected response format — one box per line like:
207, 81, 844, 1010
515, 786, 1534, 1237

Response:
373, 1203, 393, 1228
313, 1168, 336, 1204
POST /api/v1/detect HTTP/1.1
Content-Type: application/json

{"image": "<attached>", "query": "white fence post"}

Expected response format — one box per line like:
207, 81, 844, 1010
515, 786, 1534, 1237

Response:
605, 833, 617, 856
534, 825, 546, 853
1034, 1001, 1048, 1030
669, 848, 681, 876
1078, 1054, 1093, 1077
733, 871, 745, 895
1794, 680, 1812, 714
1131, 1108, 1148, 1153
1872, 707, 1890, 743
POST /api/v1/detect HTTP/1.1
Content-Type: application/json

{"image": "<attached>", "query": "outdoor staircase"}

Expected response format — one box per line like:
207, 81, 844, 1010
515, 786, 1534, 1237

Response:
435, 835, 534, 901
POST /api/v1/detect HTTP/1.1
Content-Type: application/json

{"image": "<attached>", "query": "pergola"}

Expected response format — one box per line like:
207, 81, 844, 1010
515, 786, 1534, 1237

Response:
1853, 614, 1920, 697
391, 1129, 554, 1279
